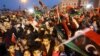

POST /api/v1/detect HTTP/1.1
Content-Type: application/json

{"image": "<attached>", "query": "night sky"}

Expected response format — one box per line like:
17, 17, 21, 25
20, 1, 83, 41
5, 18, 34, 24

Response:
0, 0, 60, 10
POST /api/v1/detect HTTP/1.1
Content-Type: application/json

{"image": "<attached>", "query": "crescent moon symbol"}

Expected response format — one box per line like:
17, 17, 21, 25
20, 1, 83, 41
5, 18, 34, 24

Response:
85, 44, 96, 52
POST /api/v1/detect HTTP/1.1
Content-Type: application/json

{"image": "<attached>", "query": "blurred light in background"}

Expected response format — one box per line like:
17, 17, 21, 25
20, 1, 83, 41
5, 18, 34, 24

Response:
86, 4, 93, 9
28, 8, 34, 14
21, 0, 27, 4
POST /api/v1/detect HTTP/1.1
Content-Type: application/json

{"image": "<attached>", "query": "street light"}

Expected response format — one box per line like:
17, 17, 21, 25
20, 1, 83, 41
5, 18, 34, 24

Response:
21, 0, 27, 4
85, 4, 93, 9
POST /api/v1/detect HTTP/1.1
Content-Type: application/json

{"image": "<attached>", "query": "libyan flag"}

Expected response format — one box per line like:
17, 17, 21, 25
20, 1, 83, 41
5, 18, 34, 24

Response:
59, 29, 100, 56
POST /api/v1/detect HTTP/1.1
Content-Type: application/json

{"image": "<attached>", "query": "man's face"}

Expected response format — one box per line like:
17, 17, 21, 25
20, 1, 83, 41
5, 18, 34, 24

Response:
21, 39, 27, 45
24, 50, 31, 56
42, 38, 50, 46
33, 50, 41, 56
8, 45, 15, 53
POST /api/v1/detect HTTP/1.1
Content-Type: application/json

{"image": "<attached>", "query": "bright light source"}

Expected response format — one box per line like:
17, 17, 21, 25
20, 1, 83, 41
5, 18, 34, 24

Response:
28, 8, 34, 14
86, 4, 92, 9
21, 0, 27, 3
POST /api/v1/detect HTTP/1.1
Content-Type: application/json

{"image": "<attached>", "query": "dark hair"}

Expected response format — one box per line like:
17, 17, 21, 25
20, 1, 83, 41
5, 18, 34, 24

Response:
25, 24, 34, 31
31, 41, 43, 52
42, 34, 51, 41
7, 43, 15, 49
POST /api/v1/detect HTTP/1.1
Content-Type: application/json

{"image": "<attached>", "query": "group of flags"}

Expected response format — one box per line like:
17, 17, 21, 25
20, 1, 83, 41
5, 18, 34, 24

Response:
10, 0, 100, 56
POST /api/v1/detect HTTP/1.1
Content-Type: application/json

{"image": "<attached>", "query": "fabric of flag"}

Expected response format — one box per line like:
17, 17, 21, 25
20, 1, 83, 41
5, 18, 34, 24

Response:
84, 30, 100, 46
64, 36, 100, 56
57, 27, 100, 56
11, 33, 16, 43
55, 25, 66, 39
33, 5, 42, 22
68, 30, 100, 56
38, 0, 45, 8
55, 26, 88, 56
66, 41, 88, 56
52, 51, 60, 56
61, 20, 71, 39
73, 35, 100, 56
35, 10, 42, 17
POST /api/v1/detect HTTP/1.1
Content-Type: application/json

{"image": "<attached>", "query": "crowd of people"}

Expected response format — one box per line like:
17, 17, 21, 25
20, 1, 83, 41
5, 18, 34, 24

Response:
0, 6, 100, 56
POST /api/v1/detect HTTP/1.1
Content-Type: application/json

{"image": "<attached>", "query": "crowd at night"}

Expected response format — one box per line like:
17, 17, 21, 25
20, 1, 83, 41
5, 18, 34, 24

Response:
0, 0, 100, 56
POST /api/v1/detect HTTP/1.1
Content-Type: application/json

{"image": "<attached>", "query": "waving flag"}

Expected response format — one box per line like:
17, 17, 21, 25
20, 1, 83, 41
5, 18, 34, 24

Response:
59, 28, 100, 56
56, 26, 88, 56
62, 20, 71, 39
84, 30, 100, 46
71, 35, 100, 56
38, 0, 46, 8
